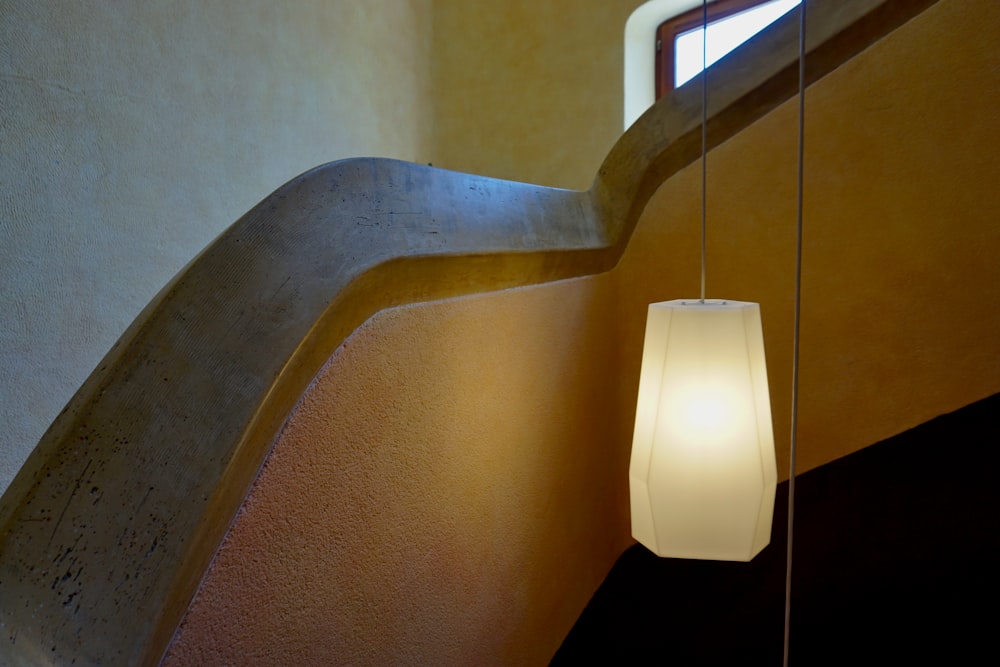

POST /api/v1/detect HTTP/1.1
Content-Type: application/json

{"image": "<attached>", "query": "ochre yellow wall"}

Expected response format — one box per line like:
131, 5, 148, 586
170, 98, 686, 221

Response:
431, 0, 645, 190
167, 0, 999, 663
615, 0, 1000, 476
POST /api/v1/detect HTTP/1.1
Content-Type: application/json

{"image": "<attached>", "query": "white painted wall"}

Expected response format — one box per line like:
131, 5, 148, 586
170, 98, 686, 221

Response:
0, 0, 434, 493
624, 0, 702, 128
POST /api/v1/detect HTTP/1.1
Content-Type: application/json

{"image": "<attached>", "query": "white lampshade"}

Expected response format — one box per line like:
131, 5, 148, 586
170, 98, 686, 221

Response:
629, 299, 777, 561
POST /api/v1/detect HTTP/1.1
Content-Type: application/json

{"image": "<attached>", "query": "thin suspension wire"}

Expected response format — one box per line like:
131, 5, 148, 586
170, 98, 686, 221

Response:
700, 0, 707, 302
783, 1, 806, 665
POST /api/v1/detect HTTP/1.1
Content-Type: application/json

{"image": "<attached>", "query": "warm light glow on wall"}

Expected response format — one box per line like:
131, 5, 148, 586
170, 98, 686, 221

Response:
629, 299, 777, 561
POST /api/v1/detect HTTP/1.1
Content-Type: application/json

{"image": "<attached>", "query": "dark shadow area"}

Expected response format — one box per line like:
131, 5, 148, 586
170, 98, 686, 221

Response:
553, 392, 1000, 665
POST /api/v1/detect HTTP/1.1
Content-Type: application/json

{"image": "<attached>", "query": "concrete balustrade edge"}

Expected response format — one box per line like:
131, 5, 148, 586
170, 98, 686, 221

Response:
0, 1, 936, 664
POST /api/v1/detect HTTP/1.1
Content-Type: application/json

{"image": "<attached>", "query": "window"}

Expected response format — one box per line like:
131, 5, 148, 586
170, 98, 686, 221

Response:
655, 0, 800, 98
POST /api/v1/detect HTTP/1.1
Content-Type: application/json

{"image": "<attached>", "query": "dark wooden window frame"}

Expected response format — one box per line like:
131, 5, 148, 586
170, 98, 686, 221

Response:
655, 0, 786, 99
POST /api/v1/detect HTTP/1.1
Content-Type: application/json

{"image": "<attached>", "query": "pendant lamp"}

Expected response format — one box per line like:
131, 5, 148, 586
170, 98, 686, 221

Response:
628, 0, 779, 562
629, 299, 777, 561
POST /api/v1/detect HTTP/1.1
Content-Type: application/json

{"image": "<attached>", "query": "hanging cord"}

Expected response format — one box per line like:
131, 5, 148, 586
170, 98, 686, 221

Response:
700, 0, 708, 303
783, 1, 806, 665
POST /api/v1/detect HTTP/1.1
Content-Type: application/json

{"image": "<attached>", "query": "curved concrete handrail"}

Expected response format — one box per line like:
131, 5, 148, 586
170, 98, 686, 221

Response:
0, 1, 935, 664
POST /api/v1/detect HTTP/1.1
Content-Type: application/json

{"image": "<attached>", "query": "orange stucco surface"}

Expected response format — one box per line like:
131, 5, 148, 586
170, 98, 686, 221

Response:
164, 277, 627, 665
166, 0, 999, 663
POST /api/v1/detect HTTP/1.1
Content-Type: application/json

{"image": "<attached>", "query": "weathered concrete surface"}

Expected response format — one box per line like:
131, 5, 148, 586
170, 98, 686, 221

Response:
0, 1, 939, 664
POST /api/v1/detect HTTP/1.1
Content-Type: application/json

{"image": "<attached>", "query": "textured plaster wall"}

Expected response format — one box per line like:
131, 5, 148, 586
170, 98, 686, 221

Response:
0, 0, 434, 494
164, 277, 630, 665
431, 0, 646, 190
167, 2, 997, 663
616, 0, 1000, 477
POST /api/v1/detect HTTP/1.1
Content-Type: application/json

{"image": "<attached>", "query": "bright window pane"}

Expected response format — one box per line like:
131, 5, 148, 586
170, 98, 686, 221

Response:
675, 0, 800, 87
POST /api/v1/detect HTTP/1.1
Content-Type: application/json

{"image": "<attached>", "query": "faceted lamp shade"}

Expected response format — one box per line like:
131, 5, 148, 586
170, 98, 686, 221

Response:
629, 299, 777, 561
